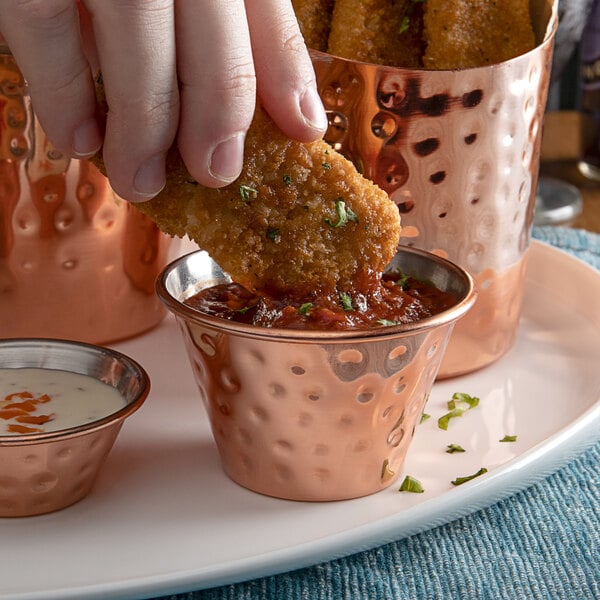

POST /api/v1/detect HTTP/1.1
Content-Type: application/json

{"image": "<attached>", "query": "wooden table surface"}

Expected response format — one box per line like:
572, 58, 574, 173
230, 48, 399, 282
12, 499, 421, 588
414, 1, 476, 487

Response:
540, 110, 600, 233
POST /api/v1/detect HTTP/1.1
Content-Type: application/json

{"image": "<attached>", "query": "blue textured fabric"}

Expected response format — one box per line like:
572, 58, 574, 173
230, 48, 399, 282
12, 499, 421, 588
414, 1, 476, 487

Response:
155, 227, 600, 600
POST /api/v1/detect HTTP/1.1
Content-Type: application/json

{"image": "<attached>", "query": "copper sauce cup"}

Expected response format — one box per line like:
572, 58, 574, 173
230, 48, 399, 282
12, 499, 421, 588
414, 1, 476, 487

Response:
311, 0, 558, 377
157, 247, 476, 501
0, 338, 150, 517
0, 46, 174, 344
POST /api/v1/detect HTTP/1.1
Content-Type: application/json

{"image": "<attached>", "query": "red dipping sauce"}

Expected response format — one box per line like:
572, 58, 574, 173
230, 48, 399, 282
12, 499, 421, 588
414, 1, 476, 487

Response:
183, 271, 457, 331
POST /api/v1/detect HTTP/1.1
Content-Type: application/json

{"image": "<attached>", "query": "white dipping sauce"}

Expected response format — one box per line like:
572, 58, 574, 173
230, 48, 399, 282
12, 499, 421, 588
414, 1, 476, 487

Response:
0, 368, 127, 435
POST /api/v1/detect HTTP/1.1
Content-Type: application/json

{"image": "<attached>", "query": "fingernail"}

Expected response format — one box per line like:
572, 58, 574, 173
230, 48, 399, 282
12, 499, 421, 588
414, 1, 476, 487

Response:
299, 83, 328, 133
72, 118, 102, 157
134, 153, 166, 199
209, 133, 245, 183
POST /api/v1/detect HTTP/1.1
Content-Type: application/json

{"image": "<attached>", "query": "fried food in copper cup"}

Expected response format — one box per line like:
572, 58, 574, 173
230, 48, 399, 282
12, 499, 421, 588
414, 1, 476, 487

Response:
303, 0, 558, 377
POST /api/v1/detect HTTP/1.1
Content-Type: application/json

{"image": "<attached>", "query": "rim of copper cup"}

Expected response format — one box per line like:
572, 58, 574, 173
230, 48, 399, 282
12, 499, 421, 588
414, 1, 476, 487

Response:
156, 246, 477, 343
0, 338, 150, 446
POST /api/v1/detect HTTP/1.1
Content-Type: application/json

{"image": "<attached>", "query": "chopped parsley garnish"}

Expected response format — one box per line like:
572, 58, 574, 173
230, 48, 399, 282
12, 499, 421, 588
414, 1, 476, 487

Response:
499, 435, 517, 443
399, 475, 424, 493
283, 174, 292, 185
438, 392, 480, 430
446, 444, 466, 454
377, 319, 401, 327
395, 270, 411, 290
236, 306, 252, 315
449, 392, 480, 411
451, 467, 488, 486
239, 184, 258, 202
325, 198, 359, 228
298, 302, 313, 315
266, 227, 281, 241
399, 16, 410, 34
322, 162, 332, 170
420, 412, 431, 424
339, 292, 353, 311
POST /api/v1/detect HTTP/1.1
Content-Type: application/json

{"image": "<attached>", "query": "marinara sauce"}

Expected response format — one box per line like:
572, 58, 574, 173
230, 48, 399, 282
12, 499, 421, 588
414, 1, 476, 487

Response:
183, 270, 457, 331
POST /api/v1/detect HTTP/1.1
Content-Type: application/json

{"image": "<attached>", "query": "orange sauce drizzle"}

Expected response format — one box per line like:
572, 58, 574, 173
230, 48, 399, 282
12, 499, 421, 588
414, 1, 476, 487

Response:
1, 390, 55, 434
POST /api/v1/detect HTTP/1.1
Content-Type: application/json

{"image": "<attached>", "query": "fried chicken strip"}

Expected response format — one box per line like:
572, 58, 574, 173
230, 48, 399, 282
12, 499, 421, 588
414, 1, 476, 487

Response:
423, 0, 536, 69
92, 105, 400, 296
327, 0, 425, 68
292, 0, 335, 52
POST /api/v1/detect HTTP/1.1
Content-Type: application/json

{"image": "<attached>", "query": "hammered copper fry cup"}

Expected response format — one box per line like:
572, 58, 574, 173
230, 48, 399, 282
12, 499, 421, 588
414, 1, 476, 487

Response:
0, 45, 174, 344
157, 248, 476, 501
0, 339, 150, 517
311, 0, 558, 378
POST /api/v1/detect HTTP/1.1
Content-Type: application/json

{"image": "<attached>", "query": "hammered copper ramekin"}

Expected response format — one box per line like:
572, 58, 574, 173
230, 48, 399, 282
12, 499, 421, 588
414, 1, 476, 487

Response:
0, 338, 150, 517
157, 247, 476, 502
311, 0, 557, 378
0, 46, 174, 344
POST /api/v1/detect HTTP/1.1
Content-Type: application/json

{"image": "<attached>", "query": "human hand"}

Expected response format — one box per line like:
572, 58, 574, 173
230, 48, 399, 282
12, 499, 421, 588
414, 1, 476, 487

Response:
0, 0, 327, 201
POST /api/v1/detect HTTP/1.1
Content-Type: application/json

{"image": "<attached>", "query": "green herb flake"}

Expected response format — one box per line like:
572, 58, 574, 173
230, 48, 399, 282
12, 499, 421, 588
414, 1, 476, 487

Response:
282, 174, 292, 186
448, 392, 480, 410
438, 392, 480, 430
298, 302, 313, 316
399, 16, 410, 34
266, 227, 281, 241
399, 475, 424, 493
499, 435, 517, 443
339, 292, 353, 311
395, 270, 411, 291
325, 198, 359, 228
322, 162, 332, 170
239, 184, 258, 202
446, 444, 466, 454
420, 412, 431, 424
451, 467, 488, 486
377, 318, 400, 327
438, 408, 465, 431
236, 306, 252, 315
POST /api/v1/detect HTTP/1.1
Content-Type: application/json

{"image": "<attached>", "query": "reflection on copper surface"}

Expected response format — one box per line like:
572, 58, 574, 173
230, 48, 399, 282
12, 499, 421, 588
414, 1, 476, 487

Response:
179, 318, 453, 501
437, 254, 528, 379
158, 247, 476, 502
0, 50, 173, 343
312, 0, 557, 377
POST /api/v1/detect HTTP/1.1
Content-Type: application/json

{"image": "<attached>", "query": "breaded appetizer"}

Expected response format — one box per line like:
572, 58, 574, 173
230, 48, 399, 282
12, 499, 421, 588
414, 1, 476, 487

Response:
292, 0, 335, 52
423, 0, 536, 69
327, 0, 425, 68
93, 106, 400, 296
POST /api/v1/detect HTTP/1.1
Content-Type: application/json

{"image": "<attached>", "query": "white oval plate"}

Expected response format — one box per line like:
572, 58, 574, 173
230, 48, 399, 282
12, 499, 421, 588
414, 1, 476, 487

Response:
2, 240, 599, 600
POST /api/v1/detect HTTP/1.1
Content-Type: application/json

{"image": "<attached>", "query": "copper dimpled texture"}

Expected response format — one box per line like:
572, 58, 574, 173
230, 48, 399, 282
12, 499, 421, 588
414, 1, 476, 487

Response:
0, 48, 174, 344
157, 248, 476, 501
311, 0, 557, 378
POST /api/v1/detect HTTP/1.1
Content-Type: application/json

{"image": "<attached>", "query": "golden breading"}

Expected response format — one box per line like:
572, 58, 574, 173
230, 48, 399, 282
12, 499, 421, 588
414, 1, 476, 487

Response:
93, 106, 400, 295
292, 0, 335, 52
423, 0, 536, 69
327, 0, 425, 68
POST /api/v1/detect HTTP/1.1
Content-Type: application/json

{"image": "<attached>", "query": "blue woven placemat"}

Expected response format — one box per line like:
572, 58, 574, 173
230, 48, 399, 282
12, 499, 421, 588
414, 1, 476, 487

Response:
156, 227, 600, 600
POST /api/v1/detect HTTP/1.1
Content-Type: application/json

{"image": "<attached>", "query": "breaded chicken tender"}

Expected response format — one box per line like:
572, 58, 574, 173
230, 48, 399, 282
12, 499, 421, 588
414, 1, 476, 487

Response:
93, 106, 400, 296
423, 0, 536, 69
292, 0, 335, 52
328, 0, 425, 68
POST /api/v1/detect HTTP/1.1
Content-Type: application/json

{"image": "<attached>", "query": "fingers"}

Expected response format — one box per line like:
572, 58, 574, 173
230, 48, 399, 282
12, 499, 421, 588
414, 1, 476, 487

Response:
245, 0, 327, 143
83, 0, 179, 201
0, 0, 102, 157
175, 0, 256, 188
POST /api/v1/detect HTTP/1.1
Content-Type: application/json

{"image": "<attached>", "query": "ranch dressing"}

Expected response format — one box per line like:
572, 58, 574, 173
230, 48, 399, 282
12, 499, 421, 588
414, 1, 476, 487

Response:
0, 368, 126, 435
